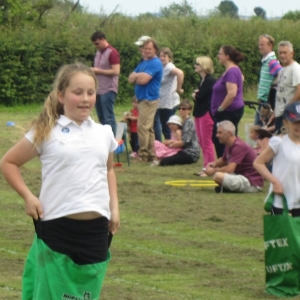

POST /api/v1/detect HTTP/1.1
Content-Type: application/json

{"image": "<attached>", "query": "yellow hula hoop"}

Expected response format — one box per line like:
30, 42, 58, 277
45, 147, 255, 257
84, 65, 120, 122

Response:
165, 180, 218, 187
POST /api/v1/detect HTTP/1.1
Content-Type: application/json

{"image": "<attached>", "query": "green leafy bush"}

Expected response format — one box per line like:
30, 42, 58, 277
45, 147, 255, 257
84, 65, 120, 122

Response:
1, 5, 300, 106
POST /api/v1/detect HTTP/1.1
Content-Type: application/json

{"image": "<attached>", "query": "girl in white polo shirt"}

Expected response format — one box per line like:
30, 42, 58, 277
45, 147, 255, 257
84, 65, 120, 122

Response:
0, 63, 120, 299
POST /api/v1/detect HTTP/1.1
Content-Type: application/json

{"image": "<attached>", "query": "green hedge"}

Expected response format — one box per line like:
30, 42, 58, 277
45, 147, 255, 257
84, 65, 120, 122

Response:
1, 12, 300, 106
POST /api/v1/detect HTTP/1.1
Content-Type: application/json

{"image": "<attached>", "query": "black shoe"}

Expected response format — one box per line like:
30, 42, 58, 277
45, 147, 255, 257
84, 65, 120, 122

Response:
215, 186, 231, 193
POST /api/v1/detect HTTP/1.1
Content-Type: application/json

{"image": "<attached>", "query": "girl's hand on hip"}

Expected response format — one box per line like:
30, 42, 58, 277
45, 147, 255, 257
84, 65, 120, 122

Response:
24, 195, 43, 220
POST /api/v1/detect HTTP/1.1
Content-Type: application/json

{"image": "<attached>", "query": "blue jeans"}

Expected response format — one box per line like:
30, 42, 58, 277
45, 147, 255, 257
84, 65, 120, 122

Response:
154, 106, 178, 141
95, 92, 117, 136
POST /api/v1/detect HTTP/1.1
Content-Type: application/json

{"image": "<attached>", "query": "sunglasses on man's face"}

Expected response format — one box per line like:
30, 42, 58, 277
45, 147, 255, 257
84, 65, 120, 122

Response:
178, 107, 188, 111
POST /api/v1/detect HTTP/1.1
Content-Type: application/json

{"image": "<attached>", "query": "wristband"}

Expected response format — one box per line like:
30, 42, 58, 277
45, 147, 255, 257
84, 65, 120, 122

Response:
218, 106, 224, 112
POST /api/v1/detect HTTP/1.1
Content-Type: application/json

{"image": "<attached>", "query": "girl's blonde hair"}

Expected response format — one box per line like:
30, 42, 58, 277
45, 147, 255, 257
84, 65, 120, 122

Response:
31, 63, 97, 146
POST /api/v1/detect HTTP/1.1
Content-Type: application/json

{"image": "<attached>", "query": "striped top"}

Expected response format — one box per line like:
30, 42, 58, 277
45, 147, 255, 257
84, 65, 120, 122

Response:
257, 51, 282, 102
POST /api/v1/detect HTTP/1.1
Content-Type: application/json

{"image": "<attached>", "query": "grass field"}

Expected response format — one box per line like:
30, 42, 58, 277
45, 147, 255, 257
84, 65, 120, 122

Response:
0, 103, 294, 300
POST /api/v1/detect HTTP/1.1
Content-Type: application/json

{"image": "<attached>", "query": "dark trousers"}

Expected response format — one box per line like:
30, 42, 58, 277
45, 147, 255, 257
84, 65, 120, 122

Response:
275, 115, 284, 134
130, 132, 139, 152
254, 104, 263, 126
272, 206, 300, 217
212, 106, 244, 158
160, 151, 194, 166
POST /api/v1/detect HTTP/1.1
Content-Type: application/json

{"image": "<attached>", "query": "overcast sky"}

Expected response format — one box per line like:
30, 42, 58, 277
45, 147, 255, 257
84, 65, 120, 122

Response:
79, 0, 299, 17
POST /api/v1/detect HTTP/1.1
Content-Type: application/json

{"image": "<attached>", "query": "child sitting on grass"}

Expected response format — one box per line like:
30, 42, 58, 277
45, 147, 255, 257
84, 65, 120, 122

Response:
151, 115, 182, 166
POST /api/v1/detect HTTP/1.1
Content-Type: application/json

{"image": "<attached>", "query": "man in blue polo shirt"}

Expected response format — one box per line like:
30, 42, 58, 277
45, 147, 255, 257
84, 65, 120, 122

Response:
128, 38, 163, 162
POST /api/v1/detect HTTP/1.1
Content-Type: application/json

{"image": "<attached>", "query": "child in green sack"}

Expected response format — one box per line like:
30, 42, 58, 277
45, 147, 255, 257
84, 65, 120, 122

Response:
254, 101, 300, 216
0, 63, 120, 299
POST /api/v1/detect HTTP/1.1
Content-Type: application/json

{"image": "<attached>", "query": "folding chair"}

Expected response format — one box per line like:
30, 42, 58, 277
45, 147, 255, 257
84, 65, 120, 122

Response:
115, 122, 130, 166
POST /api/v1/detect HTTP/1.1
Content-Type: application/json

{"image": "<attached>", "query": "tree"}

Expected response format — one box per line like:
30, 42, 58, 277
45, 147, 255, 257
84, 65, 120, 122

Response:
33, 0, 55, 21
282, 10, 300, 21
254, 7, 266, 19
217, 0, 238, 18
159, 1, 196, 18
137, 12, 158, 20
0, 0, 36, 25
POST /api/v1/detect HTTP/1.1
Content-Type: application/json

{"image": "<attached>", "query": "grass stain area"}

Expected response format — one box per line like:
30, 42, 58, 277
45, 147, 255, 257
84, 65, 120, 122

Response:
1, 106, 299, 299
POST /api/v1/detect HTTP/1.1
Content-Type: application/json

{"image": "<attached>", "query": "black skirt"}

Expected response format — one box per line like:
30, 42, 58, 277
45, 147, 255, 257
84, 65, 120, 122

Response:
34, 216, 109, 265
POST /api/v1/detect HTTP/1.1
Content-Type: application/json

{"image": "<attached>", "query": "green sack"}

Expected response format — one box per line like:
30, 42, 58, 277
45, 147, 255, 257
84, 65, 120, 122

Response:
22, 235, 110, 300
264, 193, 300, 297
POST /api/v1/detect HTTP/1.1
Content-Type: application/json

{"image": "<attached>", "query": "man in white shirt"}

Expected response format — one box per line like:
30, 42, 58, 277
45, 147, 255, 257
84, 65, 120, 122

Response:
275, 41, 300, 133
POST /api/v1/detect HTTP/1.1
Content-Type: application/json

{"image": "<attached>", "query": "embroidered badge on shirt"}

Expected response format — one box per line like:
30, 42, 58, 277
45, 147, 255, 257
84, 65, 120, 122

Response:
62, 127, 70, 133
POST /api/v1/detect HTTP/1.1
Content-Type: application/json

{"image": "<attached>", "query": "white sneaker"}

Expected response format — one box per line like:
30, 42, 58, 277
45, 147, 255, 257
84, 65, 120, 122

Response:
130, 152, 137, 157
150, 160, 160, 167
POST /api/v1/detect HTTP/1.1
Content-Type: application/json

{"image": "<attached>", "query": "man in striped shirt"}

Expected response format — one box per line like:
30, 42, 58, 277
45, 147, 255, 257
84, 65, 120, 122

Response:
255, 34, 282, 126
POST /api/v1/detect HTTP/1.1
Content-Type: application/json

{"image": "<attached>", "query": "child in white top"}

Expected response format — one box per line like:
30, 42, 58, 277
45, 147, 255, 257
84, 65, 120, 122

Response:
151, 115, 182, 166
0, 63, 120, 299
254, 101, 300, 216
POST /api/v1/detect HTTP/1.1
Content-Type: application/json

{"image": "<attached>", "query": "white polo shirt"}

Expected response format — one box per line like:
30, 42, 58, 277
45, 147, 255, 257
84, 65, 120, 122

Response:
25, 115, 118, 221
